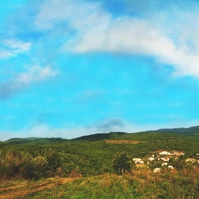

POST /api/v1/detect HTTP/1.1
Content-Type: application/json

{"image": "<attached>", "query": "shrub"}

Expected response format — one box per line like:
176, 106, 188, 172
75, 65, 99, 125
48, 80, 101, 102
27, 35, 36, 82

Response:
113, 152, 131, 175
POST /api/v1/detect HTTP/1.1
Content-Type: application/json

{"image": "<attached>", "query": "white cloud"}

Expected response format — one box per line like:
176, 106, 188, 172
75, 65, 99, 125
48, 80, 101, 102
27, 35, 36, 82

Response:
2, 117, 199, 141
0, 49, 13, 58
9, 0, 199, 78
17, 65, 58, 84
0, 120, 143, 141
75, 14, 199, 77
0, 66, 58, 99
77, 89, 106, 102
72, 17, 175, 56
34, 0, 110, 32
52, 2, 198, 78
4, 39, 31, 52
0, 39, 31, 59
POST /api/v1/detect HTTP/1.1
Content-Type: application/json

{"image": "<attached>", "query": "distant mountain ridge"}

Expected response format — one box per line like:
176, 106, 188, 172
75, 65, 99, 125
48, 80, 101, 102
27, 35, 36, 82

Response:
5, 137, 67, 145
3, 125, 199, 144
72, 125, 199, 141
156, 125, 199, 135
72, 132, 126, 141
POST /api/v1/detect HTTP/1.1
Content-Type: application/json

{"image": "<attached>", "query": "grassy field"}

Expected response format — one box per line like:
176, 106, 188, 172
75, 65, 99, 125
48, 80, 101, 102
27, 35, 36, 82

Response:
0, 131, 199, 198
1, 168, 198, 199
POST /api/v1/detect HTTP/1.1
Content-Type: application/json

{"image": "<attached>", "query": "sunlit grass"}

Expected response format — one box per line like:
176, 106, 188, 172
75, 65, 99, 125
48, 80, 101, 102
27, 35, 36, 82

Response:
19, 170, 199, 199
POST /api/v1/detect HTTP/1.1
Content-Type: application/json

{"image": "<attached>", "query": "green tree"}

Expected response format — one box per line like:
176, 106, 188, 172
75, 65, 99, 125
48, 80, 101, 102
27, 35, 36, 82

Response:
113, 151, 131, 175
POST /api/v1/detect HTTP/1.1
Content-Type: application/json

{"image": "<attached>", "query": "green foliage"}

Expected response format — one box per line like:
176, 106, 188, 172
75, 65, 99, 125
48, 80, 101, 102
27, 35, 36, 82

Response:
0, 130, 198, 198
113, 152, 131, 174
15, 171, 199, 199
0, 131, 198, 180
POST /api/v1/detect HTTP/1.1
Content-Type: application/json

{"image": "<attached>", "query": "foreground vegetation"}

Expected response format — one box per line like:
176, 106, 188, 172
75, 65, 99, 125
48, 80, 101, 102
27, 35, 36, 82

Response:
0, 131, 199, 198
0, 169, 198, 199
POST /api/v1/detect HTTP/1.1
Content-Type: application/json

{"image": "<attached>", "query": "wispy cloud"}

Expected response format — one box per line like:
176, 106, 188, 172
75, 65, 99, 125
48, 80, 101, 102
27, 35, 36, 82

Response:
0, 49, 12, 59
72, 18, 172, 54
17, 65, 57, 84
0, 119, 147, 141
76, 89, 106, 103
0, 39, 31, 59
0, 66, 58, 99
34, 0, 110, 31
41, 1, 197, 78
96, 118, 125, 131
2, 116, 199, 141
1, 0, 199, 140
70, 15, 199, 78
2, 0, 199, 78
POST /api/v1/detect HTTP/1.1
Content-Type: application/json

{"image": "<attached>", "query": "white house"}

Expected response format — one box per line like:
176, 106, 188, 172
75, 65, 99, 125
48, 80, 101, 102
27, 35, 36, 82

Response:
148, 157, 155, 161
162, 162, 168, 167
133, 158, 144, 164
174, 152, 185, 157
160, 157, 170, 162
185, 158, 197, 163
159, 151, 171, 156
153, 168, 161, 173
168, 165, 174, 170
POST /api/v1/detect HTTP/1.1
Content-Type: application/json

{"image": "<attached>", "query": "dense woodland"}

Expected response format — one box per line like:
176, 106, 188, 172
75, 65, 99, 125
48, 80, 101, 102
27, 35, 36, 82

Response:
0, 131, 198, 179
0, 131, 199, 198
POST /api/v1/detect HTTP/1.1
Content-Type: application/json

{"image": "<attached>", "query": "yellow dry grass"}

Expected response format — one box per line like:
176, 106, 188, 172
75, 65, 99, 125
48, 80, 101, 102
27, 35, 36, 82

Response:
0, 177, 77, 199
105, 140, 140, 144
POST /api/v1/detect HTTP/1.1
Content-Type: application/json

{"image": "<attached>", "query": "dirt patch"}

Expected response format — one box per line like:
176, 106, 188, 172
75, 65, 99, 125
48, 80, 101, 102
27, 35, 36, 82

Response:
105, 140, 140, 144
0, 177, 76, 199
0, 185, 25, 193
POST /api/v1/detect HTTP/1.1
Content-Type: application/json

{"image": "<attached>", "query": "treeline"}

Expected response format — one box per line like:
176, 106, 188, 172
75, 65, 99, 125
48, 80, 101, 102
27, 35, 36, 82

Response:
0, 143, 135, 179
0, 143, 115, 180
0, 145, 93, 179
0, 132, 198, 180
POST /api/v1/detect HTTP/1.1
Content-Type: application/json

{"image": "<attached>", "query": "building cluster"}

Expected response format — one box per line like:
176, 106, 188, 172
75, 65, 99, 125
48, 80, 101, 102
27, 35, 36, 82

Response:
132, 150, 199, 173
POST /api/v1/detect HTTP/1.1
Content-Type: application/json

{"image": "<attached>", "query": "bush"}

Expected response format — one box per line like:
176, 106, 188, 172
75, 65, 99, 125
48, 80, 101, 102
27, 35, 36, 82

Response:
113, 152, 131, 175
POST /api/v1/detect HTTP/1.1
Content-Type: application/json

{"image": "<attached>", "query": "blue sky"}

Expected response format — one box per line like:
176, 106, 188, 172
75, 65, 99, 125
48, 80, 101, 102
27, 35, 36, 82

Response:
1, 0, 199, 140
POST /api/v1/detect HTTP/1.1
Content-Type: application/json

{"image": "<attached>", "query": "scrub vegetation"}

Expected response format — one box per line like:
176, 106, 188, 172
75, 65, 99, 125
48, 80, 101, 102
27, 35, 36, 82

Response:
0, 131, 198, 198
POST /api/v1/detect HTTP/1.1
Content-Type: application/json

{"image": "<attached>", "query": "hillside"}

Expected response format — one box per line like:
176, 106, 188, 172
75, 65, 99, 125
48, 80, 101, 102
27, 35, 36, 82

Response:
73, 125, 199, 141
156, 125, 199, 135
0, 127, 199, 198
72, 132, 127, 141
3, 125, 199, 144
4, 137, 67, 145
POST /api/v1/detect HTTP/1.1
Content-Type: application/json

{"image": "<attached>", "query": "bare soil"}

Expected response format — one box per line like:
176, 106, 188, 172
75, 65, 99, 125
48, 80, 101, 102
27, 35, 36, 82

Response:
105, 140, 140, 144
0, 177, 77, 199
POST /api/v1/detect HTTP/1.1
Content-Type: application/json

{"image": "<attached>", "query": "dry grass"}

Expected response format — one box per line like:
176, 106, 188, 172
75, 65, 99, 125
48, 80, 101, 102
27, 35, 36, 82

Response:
0, 177, 77, 199
105, 140, 140, 144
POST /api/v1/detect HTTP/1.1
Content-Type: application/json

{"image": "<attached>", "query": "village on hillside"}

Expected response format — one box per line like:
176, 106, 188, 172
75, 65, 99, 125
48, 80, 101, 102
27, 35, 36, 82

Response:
132, 150, 199, 173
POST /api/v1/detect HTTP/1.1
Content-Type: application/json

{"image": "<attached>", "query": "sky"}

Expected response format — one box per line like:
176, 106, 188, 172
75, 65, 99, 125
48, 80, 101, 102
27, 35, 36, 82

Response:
1, 0, 199, 140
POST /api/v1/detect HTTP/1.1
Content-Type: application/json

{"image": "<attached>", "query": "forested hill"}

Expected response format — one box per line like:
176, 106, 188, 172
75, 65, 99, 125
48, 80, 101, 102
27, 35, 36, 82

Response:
155, 125, 199, 135
0, 125, 198, 184
72, 132, 127, 141
2, 125, 199, 144
4, 137, 67, 145
73, 125, 199, 141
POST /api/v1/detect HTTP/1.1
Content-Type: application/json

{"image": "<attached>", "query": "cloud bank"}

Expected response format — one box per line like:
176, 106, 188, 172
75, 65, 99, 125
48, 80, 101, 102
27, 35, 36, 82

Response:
0, 39, 31, 58
0, 66, 57, 99
70, 14, 199, 78
32, 0, 199, 78
0, 118, 154, 141
1, 0, 199, 140
2, 0, 199, 78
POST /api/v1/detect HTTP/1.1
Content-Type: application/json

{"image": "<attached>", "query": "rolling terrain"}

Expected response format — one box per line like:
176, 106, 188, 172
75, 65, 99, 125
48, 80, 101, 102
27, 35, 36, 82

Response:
0, 126, 199, 198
